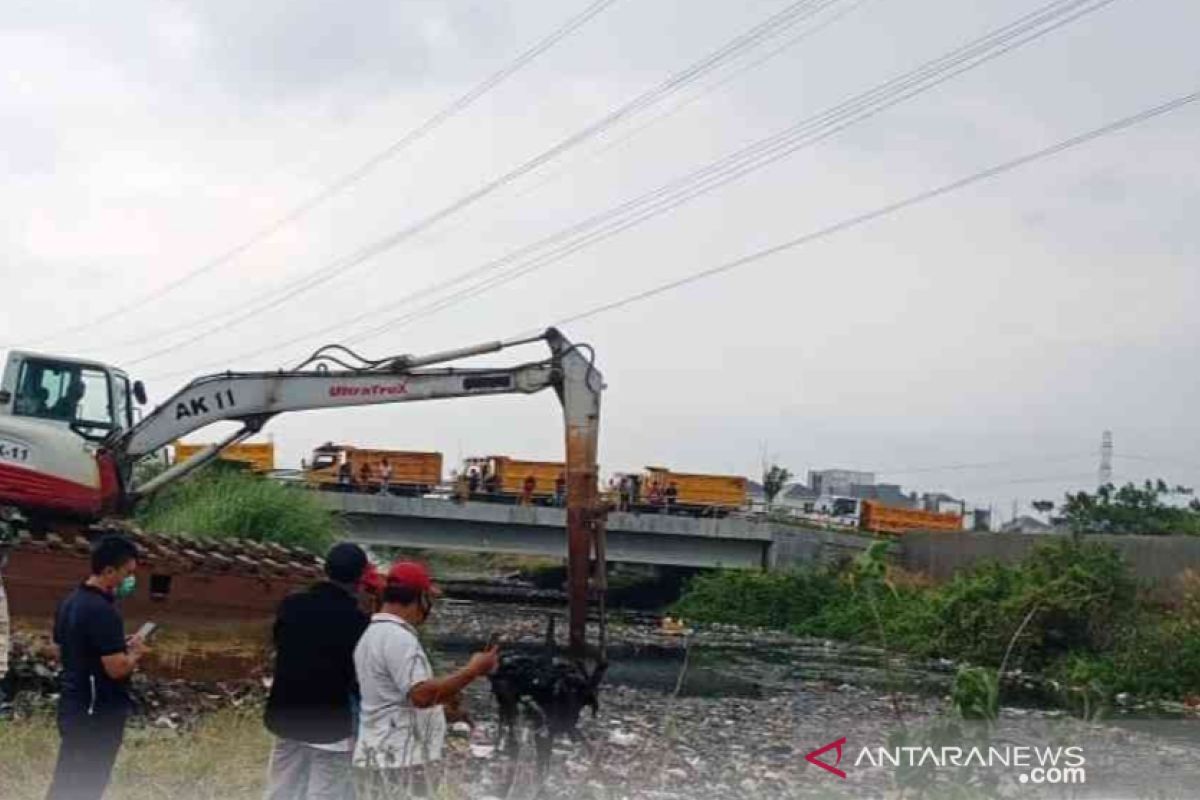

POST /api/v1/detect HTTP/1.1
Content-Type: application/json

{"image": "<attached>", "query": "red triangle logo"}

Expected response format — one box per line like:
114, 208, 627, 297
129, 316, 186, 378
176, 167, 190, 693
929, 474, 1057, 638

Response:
805, 736, 847, 779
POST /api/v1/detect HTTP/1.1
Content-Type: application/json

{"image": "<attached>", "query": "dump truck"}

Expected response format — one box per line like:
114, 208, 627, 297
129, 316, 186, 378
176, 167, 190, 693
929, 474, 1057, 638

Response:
305, 443, 442, 495
464, 455, 566, 504
172, 440, 275, 473
859, 499, 963, 535
612, 466, 748, 516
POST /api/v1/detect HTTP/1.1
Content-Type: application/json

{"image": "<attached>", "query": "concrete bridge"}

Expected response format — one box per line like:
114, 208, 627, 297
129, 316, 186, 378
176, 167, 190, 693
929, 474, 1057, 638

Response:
314, 492, 1200, 588
314, 492, 883, 570
314, 493, 785, 569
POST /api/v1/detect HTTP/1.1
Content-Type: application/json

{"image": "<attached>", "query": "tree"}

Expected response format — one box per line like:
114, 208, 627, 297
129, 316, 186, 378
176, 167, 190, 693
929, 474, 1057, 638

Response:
1057, 479, 1200, 536
762, 464, 793, 508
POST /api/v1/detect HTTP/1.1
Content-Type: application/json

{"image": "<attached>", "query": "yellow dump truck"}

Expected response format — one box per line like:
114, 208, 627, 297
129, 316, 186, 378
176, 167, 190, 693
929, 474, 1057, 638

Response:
614, 466, 748, 516
305, 443, 442, 495
172, 441, 275, 473
464, 455, 566, 503
859, 500, 963, 535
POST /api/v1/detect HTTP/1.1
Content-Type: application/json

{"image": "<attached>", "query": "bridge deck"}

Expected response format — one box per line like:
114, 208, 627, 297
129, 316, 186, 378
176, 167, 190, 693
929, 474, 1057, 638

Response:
314, 493, 775, 568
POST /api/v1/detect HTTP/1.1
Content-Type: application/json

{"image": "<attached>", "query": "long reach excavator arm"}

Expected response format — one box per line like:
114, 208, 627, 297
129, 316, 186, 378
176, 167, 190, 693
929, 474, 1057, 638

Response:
0, 327, 605, 661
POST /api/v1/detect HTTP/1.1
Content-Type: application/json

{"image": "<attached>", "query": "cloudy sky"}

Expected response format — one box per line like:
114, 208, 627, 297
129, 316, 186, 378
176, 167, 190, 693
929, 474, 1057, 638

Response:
2, 0, 1198, 518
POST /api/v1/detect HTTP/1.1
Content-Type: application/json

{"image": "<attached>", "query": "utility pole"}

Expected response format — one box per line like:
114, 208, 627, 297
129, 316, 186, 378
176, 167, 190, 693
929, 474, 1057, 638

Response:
1099, 430, 1113, 487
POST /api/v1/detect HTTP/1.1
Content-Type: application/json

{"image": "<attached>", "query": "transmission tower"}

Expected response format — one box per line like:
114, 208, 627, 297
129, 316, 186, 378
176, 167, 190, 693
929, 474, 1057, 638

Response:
1099, 430, 1113, 486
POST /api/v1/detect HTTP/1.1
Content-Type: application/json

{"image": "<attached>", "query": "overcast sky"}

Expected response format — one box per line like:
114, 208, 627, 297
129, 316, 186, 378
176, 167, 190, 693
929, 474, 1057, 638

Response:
2, 0, 1198, 518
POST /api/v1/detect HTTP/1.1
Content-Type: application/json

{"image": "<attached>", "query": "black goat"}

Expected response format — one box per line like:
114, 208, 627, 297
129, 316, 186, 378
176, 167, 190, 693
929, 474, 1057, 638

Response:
488, 623, 606, 784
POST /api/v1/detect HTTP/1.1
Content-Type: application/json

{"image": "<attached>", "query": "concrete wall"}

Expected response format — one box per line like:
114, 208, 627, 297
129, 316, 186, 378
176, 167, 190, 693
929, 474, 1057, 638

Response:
899, 531, 1200, 588
768, 526, 876, 569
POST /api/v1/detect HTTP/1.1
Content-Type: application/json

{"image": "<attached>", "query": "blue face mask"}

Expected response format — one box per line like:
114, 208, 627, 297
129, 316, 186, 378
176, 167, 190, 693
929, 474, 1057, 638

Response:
116, 574, 137, 599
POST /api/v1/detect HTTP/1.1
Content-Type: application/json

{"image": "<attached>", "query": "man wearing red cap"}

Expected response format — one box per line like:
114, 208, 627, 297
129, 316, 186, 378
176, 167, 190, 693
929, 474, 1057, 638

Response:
352, 561, 498, 795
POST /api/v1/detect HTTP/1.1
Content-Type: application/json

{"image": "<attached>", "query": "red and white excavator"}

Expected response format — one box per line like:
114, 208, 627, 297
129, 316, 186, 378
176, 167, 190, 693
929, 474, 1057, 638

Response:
0, 327, 606, 660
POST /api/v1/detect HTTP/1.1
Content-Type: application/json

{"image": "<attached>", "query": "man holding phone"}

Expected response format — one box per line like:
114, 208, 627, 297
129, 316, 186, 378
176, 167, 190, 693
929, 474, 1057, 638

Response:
47, 534, 148, 800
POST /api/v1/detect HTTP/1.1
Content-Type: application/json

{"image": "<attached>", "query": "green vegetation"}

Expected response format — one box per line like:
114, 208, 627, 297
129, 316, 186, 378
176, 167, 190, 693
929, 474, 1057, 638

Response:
1058, 479, 1200, 535
135, 467, 339, 554
674, 539, 1200, 702
761, 463, 793, 507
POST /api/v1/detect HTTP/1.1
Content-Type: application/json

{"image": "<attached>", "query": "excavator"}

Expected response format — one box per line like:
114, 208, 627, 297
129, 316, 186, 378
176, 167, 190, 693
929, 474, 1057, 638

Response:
0, 327, 607, 681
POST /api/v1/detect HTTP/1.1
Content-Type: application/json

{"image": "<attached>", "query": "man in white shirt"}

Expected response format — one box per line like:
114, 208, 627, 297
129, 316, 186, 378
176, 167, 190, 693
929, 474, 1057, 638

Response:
353, 561, 498, 797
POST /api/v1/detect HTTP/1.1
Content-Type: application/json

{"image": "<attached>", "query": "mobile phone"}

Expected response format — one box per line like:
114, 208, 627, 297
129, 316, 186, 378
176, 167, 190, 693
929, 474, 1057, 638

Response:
486, 632, 502, 649
134, 621, 159, 642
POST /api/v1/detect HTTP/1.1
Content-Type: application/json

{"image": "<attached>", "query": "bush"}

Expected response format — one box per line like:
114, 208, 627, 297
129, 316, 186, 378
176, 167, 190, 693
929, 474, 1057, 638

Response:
673, 567, 842, 630
135, 468, 339, 554
672, 537, 1200, 702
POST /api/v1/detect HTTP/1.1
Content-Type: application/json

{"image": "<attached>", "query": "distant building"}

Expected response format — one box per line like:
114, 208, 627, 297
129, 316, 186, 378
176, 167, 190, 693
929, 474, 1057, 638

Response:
809, 469, 875, 497
920, 492, 966, 515
845, 482, 911, 507
1000, 515, 1055, 534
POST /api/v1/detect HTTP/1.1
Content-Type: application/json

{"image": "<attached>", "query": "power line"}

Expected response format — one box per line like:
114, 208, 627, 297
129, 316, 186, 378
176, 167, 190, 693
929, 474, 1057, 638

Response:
11, 0, 622, 350
1115, 453, 1200, 471
166, 0, 1114, 371
111, 0, 847, 367
548, 87, 1199, 329
507, 0, 879, 205
875, 453, 1093, 475
346, 0, 1121, 344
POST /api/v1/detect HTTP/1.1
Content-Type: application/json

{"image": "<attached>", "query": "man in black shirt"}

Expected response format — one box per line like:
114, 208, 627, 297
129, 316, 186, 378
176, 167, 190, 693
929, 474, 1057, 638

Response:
47, 534, 147, 800
264, 542, 371, 800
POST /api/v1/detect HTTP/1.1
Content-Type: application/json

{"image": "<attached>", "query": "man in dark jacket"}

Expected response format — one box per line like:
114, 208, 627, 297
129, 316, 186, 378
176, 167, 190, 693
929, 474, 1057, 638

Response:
264, 542, 370, 800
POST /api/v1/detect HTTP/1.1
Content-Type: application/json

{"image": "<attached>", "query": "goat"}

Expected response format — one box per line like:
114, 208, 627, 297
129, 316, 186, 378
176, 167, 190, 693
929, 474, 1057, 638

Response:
488, 618, 606, 784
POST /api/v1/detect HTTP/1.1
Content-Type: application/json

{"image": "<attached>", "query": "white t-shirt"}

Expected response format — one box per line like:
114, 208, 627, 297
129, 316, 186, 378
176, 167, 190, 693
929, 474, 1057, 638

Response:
353, 614, 446, 769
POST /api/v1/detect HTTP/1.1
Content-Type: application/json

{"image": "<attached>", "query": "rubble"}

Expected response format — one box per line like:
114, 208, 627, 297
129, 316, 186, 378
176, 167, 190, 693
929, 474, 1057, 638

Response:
5, 600, 1200, 798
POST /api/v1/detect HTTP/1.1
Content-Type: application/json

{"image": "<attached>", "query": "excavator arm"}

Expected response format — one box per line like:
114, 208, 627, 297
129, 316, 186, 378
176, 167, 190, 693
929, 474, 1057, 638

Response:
114, 326, 606, 660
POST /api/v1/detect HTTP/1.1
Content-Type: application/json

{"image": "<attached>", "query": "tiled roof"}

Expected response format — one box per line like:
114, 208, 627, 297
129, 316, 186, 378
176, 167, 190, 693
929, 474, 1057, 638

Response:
11, 527, 324, 579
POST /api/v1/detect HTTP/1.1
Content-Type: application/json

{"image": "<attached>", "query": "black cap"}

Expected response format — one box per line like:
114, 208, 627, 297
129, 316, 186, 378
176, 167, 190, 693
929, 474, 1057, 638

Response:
324, 542, 368, 584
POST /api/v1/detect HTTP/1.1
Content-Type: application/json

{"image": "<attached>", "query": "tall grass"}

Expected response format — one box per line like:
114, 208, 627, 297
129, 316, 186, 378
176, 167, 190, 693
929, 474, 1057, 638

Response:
0, 708, 272, 800
135, 468, 339, 554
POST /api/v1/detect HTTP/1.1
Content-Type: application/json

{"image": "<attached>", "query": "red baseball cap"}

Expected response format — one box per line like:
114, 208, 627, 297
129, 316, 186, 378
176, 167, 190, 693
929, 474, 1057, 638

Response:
358, 562, 385, 595
386, 560, 441, 595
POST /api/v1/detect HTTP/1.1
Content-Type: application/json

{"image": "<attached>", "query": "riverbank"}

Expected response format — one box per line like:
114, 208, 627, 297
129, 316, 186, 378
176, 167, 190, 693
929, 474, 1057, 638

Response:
4, 671, 1197, 799
4, 599, 1200, 798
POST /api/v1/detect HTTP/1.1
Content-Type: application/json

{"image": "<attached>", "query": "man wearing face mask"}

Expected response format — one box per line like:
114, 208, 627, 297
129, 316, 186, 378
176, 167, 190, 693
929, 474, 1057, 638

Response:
353, 561, 498, 795
47, 534, 147, 800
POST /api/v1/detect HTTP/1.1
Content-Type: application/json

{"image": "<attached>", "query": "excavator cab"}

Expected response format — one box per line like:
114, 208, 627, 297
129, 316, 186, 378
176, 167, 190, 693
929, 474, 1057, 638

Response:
1, 351, 144, 442
0, 351, 147, 522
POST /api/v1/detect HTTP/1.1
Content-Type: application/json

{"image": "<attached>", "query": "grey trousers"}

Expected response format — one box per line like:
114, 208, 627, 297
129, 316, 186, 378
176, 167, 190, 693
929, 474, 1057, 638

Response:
265, 738, 354, 800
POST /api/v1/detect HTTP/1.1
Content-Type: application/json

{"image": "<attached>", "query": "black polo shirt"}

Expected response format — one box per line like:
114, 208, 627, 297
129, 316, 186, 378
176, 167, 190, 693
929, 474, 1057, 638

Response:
53, 583, 131, 721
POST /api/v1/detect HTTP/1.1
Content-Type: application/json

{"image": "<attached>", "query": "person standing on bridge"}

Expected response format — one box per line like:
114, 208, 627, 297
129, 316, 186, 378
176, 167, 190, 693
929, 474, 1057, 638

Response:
521, 475, 536, 507
554, 472, 566, 507
264, 542, 371, 800
379, 459, 393, 496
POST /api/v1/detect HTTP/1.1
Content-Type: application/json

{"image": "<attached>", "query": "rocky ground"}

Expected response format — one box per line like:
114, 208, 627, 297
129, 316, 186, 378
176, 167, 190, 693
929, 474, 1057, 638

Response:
5, 602, 1200, 799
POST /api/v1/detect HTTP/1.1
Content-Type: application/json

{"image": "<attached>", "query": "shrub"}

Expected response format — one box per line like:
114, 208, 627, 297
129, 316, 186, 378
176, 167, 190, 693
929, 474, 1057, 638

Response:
135, 469, 339, 554
672, 537, 1200, 702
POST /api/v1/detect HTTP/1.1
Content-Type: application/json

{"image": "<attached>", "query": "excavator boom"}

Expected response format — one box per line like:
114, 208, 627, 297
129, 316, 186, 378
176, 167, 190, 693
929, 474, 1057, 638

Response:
0, 327, 606, 661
